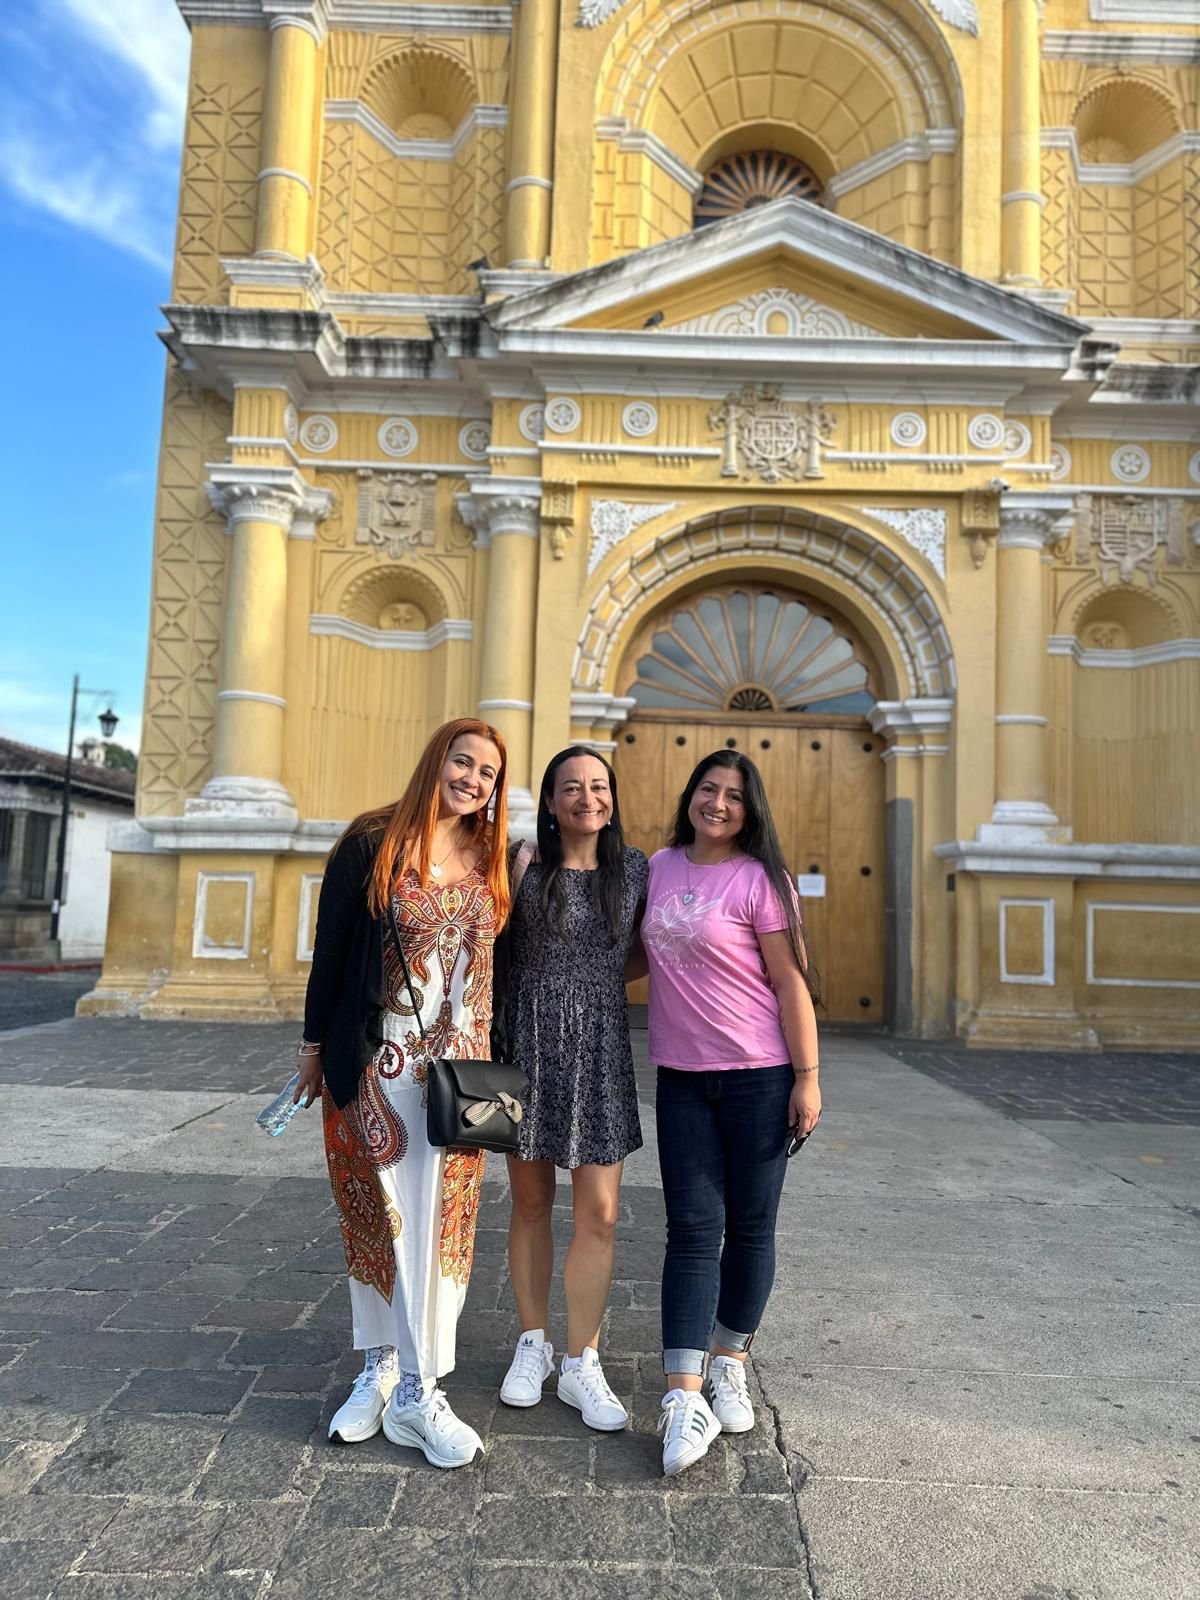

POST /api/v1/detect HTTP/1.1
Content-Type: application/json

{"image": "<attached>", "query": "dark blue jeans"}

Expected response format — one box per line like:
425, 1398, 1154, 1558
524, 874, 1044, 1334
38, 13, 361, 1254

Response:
656, 1063, 794, 1376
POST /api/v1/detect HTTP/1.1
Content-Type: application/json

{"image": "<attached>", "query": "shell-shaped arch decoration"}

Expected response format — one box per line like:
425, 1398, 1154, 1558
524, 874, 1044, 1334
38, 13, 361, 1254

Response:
623, 587, 878, 717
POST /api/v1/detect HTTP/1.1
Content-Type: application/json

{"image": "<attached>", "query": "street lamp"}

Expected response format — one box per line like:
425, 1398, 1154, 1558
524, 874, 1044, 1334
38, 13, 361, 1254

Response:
48, 675, 119, 952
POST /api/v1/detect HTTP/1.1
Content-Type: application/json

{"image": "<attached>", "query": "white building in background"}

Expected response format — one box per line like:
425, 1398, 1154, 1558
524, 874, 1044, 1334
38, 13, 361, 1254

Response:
0, 737, 135, 963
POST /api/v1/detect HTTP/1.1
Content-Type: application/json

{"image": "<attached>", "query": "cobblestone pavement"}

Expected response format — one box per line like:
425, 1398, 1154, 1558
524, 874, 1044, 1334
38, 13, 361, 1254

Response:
0, 974, 98, 1035
883, 1039, 1200, 1123
0, 1018, 1197, 1599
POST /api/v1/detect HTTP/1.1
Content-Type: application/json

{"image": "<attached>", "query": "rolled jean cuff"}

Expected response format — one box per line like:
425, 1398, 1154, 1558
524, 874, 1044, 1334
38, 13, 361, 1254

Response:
714, 1320, 754, 1353
662, 1347, 707, 1377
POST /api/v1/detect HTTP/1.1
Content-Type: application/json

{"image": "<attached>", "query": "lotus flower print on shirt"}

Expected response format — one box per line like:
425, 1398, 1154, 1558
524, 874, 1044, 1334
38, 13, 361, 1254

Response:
643, 891, 720, 966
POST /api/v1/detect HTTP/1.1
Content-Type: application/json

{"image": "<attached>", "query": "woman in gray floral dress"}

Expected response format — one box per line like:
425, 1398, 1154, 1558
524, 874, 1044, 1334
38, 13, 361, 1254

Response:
496, 747, 647, 1431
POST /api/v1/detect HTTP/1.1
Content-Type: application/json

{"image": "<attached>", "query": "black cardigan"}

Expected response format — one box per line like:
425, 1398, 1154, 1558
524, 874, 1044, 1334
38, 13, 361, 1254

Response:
302, 830, 387, 1109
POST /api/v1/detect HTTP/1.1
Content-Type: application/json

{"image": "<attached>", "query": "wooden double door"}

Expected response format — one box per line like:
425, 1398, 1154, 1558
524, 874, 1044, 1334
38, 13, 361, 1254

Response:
615, 717, 886, 1024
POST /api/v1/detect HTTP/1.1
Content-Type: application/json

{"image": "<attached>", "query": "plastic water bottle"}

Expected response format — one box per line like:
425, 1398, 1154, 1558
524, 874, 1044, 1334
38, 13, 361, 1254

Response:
256, 1073, 308, 1137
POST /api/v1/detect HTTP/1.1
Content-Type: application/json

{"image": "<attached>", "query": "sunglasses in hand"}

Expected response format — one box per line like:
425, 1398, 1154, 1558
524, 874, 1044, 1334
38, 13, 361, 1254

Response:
787, 1111, 820, 1159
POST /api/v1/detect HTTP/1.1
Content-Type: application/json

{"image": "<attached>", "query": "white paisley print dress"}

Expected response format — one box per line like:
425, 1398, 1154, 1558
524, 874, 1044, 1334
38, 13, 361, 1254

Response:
322, 866, 496, 1382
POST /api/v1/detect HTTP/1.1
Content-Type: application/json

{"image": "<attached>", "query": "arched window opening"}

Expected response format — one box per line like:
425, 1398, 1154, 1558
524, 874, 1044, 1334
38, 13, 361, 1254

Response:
694, 151, 825, 228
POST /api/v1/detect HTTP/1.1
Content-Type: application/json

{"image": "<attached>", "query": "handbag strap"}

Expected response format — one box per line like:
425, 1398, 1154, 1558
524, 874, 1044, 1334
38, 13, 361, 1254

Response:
386, 901, 429, 1048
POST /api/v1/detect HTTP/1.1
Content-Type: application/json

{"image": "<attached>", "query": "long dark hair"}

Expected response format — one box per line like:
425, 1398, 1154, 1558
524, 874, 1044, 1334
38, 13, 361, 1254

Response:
536, 746, 627, 942
669, 750, 819, 1001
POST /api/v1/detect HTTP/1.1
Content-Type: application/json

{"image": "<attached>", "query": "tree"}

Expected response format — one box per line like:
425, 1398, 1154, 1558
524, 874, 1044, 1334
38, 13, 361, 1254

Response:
102, 742, 138, 773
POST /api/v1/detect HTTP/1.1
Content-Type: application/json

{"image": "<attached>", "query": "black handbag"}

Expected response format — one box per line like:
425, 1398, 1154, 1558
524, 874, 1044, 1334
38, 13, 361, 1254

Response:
387, 903, 529, 1155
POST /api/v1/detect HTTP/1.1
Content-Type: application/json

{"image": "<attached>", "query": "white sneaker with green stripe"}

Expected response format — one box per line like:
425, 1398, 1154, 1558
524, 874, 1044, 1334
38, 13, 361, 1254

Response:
658, 1388, 721, 1476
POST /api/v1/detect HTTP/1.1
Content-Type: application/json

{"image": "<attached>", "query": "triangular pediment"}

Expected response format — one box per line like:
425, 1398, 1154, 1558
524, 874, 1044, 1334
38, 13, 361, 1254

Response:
486, 199, 1090, 349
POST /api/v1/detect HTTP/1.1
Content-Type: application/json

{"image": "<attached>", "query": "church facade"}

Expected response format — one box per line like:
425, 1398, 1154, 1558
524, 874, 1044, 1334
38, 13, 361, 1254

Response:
85, 0, 1200, 1046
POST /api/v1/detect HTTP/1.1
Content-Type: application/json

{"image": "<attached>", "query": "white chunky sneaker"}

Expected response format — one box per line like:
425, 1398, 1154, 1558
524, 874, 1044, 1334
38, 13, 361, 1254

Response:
706, 1356, 755, 1433
327, 1346, 399, 1444
556, 1348, 628, 1432
382, 1387, 483, 1469
500, 1329, 555, 1408
658, 1389, 721, 1477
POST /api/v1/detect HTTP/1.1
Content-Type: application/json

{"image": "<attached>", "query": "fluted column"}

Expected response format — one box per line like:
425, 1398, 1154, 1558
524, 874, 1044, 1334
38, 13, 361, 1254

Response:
503, 0, 560, 269
194, 466, 329, 819
1001, 0, 1042, 286
991, 495, 1072, 831
458, 481, 542, 832
255, 3, 326, 260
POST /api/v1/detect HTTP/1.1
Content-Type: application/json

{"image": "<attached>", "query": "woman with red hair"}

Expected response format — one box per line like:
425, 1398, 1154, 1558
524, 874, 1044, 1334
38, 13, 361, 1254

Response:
294, 718, 509, 1469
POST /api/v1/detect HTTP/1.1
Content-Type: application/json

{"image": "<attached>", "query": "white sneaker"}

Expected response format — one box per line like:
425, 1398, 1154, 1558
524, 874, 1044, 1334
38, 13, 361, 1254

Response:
500, 1328, 555, 1408
706, 1355, 755, 1433
382, 1387, 483, 1469
658, 1388, 721, 1476
556, 1348, 628, 1432
328, 1346, 399, 1444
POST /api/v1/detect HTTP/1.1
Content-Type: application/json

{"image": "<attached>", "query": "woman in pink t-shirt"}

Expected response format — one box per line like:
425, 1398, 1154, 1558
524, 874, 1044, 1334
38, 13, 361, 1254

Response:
637, 749, 820, 1476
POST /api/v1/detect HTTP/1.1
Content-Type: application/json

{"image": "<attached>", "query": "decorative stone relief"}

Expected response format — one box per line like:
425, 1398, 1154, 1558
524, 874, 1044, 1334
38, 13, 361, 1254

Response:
860, 507, 947, 579
709, 387, 836, 483
622, 402, 658, 438
1049, 444, 1072, 482
299, 415, 338, 454
1188, 450, 1200, 486
519, 404, 546, 443
589, 499, 680, 574
378, 418, 418, 459
543, 479, 577, 561
356, 470, 437, 560
961, 488, 1002, 568
576, 0, 623, 24
927, 0, 979, 35
891, 413, 927, 449
1075, 493, 1186, 586
672, 289, 877, 340
545, 398, 581, 435
1003, 422, 1032, 458
284, 403, 298, 446
378, 602, 426, 631
1110, 444, 1150, 485
458, 421, 491, 462
967, 414, 1004, 451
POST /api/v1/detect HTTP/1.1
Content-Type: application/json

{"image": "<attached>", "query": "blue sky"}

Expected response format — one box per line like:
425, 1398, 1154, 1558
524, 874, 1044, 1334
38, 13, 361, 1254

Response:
1, 0, 191, 755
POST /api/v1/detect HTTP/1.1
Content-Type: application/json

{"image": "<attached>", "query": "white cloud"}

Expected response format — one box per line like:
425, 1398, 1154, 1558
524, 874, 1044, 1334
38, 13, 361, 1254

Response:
0, 0, 188, 270
57, 0, 189, 149
0, 132, 172, 270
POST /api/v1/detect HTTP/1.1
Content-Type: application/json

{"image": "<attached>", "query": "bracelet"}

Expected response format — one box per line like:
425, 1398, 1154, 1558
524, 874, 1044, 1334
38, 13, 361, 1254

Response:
297, 1041, 322, 1056
793, 1063, 819, 1074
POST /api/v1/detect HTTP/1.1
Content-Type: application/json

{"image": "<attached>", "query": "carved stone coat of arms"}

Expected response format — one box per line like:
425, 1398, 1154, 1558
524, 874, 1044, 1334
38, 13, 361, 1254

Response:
709, 386, 836, 482
356, 470, 438, 560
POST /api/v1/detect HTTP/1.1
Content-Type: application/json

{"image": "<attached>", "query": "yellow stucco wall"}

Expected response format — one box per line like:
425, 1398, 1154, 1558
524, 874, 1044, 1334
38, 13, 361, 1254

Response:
83, 0, 1200, 1045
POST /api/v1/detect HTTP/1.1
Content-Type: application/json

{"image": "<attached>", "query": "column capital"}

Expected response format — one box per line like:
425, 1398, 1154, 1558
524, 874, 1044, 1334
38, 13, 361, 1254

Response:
455, 477, 542, 545
207, 465, 310, 530
999, 492, 1075, 551
262, 0, 330, 44
866, 698, 955, 738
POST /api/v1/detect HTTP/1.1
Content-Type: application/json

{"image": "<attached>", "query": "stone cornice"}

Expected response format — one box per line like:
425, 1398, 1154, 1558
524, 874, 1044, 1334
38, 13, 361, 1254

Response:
934, 838, 1200, 881
177, 1, 513, 32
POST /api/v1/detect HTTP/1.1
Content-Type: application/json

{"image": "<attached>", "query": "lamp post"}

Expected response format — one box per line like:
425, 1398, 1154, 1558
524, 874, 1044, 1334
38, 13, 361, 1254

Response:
47, 675, 118, 952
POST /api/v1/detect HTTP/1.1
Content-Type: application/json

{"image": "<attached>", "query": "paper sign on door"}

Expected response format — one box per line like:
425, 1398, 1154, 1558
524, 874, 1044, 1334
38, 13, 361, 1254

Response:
797, 873, 826, 898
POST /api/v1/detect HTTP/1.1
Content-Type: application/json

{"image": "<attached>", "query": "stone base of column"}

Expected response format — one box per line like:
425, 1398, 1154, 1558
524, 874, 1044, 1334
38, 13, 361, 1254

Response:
963, 1005, 1101, 1052
185, 776, 298, 825
506, 786, 537, 841
977, 801, 1072, 847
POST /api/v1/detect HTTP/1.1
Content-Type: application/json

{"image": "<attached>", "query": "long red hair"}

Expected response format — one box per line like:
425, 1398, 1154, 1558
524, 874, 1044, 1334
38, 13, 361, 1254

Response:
343, 718, 510, 924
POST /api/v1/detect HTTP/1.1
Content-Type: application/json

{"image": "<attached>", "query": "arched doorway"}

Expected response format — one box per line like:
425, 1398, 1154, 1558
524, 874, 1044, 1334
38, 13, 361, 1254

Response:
613, 582, 887, 1024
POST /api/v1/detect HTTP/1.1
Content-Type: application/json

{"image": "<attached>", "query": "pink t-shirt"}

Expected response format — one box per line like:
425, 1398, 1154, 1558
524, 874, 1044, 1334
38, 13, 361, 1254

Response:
644, 847, 790, 1071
